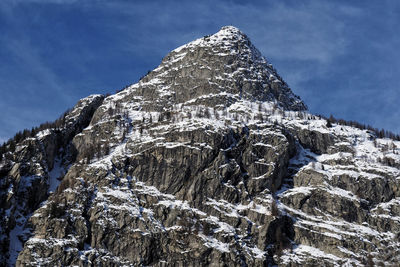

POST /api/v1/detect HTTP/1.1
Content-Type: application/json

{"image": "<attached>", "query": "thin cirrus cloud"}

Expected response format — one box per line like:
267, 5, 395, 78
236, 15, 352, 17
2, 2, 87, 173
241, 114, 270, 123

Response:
0, 1, 77, 141
0, 0, 399, 142
226, 2, 350, 63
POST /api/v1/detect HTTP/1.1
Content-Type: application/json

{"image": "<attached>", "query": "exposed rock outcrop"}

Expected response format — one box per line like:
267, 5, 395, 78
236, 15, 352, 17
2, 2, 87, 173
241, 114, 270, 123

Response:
0, 26, 399, 266
0, 95, 104, 266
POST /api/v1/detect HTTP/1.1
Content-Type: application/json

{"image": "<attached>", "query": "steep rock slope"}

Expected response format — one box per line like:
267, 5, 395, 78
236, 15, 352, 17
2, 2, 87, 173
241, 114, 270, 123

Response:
0, 95, 104, 265
0, 26, 399, 266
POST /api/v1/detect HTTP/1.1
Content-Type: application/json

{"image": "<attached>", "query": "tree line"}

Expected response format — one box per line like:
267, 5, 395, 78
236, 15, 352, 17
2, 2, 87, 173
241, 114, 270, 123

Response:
1, 105, 400, 162
0, 108, 71, 160
325, 114, 400, 141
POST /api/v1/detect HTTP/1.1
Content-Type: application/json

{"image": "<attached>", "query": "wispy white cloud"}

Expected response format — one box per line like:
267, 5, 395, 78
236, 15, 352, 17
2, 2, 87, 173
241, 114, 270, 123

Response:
229, 2, 352, 63
3, 38, 73, 102
98, 1, 359, 76
3, 0, 78, 5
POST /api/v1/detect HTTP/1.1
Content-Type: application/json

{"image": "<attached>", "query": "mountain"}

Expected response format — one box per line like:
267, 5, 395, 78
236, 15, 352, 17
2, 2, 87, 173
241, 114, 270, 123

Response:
1, 26, 399, 266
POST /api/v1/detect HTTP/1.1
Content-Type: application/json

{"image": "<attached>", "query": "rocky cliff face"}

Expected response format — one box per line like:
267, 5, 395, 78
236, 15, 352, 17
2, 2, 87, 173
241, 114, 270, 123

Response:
1, 26, 399, 266
0, 95, 104, 266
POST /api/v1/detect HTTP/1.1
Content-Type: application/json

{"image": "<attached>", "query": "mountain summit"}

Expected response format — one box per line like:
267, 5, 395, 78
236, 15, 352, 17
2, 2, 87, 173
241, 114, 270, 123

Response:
1, 26, 399, 266
129, 26, 306, 110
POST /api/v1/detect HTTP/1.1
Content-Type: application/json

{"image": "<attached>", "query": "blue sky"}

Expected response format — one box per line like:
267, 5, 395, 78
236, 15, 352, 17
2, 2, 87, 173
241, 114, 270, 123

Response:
1, 0, 399, 143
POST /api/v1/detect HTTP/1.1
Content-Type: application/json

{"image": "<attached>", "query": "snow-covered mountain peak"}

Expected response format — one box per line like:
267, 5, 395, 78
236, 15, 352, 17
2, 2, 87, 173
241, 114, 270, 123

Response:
122, 26, 307, 111
218, 25, 243, 34
6, 26, 400, 267
172, 25, 251, 54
